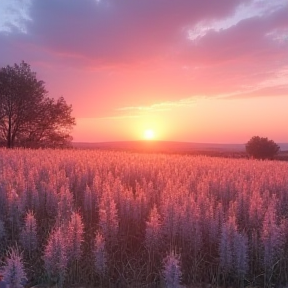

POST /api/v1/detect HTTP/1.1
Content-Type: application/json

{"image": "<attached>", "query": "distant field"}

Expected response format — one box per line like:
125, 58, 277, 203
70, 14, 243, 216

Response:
72, 140, 247, 152
73, 141, 288, 160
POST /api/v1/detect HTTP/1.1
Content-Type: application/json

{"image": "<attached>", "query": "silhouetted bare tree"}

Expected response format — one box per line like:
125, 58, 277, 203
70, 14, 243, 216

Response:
0, 61, 75, 148
246, 136, 280, 160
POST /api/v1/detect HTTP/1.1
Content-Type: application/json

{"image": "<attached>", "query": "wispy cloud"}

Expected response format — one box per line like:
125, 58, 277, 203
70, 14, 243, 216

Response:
117, 97, 198, 113
187, 0, 287, 41
94, 114, 142, 120
0, 0, 31, 33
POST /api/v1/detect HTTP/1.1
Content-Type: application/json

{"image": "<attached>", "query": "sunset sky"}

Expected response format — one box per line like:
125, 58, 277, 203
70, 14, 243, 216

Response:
0, 0, 287, 143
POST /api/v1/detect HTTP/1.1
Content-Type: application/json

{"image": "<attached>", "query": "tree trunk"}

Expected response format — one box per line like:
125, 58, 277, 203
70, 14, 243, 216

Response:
7, 114, 12, 148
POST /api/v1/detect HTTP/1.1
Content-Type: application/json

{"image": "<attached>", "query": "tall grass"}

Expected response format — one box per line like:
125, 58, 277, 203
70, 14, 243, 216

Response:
0, 148, 288, 287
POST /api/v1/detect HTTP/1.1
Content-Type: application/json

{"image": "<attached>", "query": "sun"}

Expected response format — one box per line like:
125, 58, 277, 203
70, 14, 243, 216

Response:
144, 129, 155, 140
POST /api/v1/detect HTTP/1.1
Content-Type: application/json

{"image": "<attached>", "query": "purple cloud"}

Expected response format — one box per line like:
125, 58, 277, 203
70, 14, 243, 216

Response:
20, 0, 251, 64
0, 0, 287, 114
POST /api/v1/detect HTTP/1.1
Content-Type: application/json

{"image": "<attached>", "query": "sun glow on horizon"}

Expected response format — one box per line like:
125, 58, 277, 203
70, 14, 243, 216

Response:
144, 129, 155, 140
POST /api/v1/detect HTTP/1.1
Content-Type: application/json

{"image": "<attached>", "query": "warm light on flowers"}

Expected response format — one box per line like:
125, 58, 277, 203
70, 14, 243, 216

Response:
0, 148, 288, 287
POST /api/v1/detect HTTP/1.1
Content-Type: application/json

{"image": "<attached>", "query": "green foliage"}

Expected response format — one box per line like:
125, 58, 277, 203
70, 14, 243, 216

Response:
0, 61, 75, 148
246, 136, 280, 159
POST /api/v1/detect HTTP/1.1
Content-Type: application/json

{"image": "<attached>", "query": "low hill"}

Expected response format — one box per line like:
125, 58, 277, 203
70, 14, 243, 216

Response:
73, 141, 245, 153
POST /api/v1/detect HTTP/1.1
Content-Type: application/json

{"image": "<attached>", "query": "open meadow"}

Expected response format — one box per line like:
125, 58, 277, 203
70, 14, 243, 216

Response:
1, 148, 288, 288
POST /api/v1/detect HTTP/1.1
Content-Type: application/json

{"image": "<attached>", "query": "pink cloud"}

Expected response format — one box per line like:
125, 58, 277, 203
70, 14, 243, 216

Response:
0, 0, 287, 120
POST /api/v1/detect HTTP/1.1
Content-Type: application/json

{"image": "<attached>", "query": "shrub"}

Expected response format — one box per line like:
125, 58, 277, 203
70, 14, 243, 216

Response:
246, 136, 280, 159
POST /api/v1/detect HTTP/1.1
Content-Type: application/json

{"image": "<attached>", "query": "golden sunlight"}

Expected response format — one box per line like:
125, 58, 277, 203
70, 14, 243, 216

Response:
144, 129, 155, 140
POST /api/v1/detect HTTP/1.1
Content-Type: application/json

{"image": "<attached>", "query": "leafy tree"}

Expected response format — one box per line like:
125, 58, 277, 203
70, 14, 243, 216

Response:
245, 136, 280, 159
0, 61, 75, 148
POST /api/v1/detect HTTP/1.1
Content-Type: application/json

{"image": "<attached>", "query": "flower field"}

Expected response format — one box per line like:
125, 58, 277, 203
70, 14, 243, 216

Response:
0, 148, 288, 287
